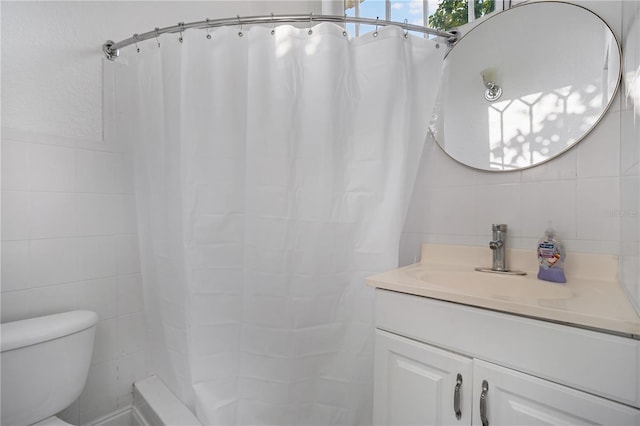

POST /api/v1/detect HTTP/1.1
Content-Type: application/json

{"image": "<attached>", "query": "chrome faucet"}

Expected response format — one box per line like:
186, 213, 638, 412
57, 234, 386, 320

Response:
475, 224, 526, 276
489, 224, 507, 271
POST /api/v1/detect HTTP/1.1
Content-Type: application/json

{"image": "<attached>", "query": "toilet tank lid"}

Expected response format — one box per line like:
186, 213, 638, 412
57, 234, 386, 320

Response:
1, 310, 98, 352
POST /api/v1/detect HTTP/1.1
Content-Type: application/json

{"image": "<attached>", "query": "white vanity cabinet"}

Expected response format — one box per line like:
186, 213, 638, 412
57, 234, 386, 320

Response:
373, 289, 640, 426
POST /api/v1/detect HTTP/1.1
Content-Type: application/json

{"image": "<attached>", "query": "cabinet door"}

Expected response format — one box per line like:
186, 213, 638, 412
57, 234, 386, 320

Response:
472, 359, 640, 426
374, 329, 473, 425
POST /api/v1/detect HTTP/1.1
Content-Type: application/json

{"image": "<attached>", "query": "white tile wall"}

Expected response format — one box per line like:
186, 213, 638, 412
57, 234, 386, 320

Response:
79, 360, 120, 424
473, 183, 522, 238
2, 191, 29, 240
0, 289, 31, 320
115, 235, 141, 275
0, 123, 148, 424
118, 312, 147, 356
78, 236, 116, 280
576, 111, 621, 178
76, 194, 120, 236
1, 240, 31, 291
621, 109, 640, 176
117, 274, 144, 316
29, 192, 78, 239
576, 178, 621, 241
29, 283, 80, 318
619, 0, 640, 314
79, 278, 118, 320
76, 150, 127, 194
521, 149, 577, 182
402, 137, 627, 264
2, 139, 29, 190
28, 238, 80, 286
92, 319, 119, 365
520, 180, 578, 239
28, 144, 77, 192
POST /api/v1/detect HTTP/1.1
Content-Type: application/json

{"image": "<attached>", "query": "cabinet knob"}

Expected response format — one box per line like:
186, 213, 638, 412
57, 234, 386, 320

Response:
454, 373, 463, 420
480, 380, 489, 426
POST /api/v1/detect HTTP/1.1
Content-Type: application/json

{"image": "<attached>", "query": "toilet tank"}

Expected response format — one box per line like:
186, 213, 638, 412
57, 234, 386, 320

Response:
1, 311, 98, 426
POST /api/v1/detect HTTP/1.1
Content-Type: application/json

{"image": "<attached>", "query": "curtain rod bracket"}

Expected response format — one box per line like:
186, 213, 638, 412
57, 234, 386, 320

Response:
447, 30, 460, 45
103, 40, 119, 61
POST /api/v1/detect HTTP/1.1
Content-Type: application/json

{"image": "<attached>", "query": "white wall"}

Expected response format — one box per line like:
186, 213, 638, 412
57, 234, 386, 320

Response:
400, 0, 639, 308
620, 0, 640, 313
1, 0, 321, 141
1, 1, 320, 424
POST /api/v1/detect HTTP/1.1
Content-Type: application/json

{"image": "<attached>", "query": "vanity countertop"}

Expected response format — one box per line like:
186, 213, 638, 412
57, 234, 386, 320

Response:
367, 244, 640, 336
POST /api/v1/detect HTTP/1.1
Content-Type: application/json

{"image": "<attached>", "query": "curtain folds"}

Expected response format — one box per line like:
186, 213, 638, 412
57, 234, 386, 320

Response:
116, 22, 443, 425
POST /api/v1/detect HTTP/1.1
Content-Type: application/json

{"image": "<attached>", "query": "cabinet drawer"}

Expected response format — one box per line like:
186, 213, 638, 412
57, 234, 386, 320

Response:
375, 289, 640, 408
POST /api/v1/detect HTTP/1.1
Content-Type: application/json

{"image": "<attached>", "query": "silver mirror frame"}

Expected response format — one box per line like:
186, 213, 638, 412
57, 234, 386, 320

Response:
430, 1, 623, 172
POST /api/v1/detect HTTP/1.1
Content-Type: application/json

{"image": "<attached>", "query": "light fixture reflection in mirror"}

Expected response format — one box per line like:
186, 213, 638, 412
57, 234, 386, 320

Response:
430, 1, 621, 172
481, 68, 502, 102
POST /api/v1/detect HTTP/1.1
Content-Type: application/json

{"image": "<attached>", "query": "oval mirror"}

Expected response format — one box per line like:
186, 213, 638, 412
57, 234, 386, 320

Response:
430, 1, 622, 172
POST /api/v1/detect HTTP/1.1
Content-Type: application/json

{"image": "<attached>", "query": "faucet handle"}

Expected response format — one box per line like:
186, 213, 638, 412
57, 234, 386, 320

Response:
492, 224, 507, 232
489, 240, 503, 249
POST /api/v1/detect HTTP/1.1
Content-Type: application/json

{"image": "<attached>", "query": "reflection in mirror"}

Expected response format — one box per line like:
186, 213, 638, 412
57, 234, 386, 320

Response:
430, 1, 622, 171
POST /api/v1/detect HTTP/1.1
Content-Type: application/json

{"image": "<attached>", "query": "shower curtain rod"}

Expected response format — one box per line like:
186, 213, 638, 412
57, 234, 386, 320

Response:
102, 13, 458, 60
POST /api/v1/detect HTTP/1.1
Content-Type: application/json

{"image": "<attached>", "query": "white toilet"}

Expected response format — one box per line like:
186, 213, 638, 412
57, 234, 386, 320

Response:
1, 310, 98, 426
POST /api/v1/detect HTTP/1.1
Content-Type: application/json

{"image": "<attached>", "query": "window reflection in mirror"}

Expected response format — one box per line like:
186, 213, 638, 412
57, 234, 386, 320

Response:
428, 0, 496, 31
343, 0, 503, 36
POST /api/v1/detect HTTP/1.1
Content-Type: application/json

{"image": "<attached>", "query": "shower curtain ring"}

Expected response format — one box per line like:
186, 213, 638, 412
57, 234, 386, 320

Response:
133, 33, 140, 53
237, 15, 244, 37
271, 13, 276, 35
404, 19, 409, 38
342, 14, 348, 37
373, 17, 379, 37
178, 22, 184, 43
154, 28, 161, 47
308, 12, 313, 35
206, 19, 212, 39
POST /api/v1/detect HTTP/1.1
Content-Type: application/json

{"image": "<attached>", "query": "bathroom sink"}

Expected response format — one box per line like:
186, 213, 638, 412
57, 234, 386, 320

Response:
367, 244, 640, 336
404, 265, 573, 302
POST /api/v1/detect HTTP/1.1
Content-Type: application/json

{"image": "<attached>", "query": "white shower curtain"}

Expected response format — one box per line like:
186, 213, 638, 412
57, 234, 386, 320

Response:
115, 22, 443, 425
